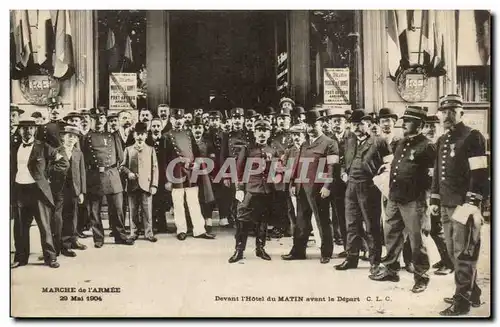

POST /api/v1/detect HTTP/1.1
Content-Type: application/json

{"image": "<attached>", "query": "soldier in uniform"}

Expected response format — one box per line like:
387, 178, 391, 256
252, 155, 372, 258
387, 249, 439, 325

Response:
11, 118, 68, 269
368, 106, 435, 294
36, 96, 66, 148
228, 119, 279, 263
369, 112, 381, 137
293, 105, 306, 127
147, 117, 169, 233
107, 113, 119, 133
63, 111, 84, 131
77, 109, 93, 237
269, 106, 294, 237
158, 104, 172, 134
80, 109, 93, 138
163, 108, 215, 241
282, 109, 339, 264
423, 114, 454, 275
81, 107, 135, 248
335, 109, 392, 275
262, 106, 276, 126
221, 108, 251, 227
429, 95, 488, 316
244, 109, 259, 133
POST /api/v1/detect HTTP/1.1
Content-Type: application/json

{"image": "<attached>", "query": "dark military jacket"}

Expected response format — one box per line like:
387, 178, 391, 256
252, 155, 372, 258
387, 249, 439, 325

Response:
430, 122, 488, 207
236, 142, 279, 195
389, 133, 435, 204
270, 129, 294, 191
345, 134, 392, 181
204, 127, 224, 177
36, 120, 66, 148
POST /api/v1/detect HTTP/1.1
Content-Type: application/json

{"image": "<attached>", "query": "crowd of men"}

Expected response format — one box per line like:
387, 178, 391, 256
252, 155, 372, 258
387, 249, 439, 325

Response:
10, 93, 488, 316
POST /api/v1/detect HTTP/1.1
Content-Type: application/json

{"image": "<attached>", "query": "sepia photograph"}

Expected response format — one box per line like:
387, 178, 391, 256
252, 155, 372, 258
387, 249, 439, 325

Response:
8, 7, 492, 318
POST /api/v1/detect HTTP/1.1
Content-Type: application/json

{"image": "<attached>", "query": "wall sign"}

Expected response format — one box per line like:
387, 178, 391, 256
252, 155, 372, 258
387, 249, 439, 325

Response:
324, 68, 350, 104
396, 66, 430, 102
19, 73, 61, 106
109, 73, 137, 110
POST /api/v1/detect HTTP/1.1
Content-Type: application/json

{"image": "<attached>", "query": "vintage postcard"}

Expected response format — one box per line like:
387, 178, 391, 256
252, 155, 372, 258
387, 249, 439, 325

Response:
9, 9, 491, 318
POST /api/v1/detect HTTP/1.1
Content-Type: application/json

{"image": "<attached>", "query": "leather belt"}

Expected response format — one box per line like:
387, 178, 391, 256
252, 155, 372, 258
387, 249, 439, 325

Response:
90, 164, 117, 172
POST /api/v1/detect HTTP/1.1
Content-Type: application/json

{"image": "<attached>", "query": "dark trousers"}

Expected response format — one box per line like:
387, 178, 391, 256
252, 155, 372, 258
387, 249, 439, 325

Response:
201, 202, 214, 219
234, 192, 273, 251
272, 191, 292, 232
291, 187, 333, 258
441, 206, 482, 300
329, 194, 344, 243
430, 212, 454, 268
345, 180, 382, 265
53, 182, 79, 252
383, 198, 430, 282
77, 200, 90, 232
51, 189, 64, 255
152, 189, 169, 232
213, 182, 231, 219
13, 183, 57, 263
89, 193, 128, 244
286, 193, 296, 234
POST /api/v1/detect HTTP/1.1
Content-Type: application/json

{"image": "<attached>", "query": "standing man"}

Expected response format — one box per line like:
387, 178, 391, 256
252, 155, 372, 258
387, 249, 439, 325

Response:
244, 109, 258, 133
228, 119, 278, 263
11, 104, 24, 142
368, 106, 434, 293
335, 109, 392, 274
282, 109, 339, 264
81, 107, 134, 248
164, 108, 215, 241
77, 109, 93, 237
138, 108, 153, 130
269, 106, 294, 238
158, 104, 172, 134
63, 111, 84, 131
378, 108, 400, 150
147, 117, 169, 233
431, 95, 488, 316
107, 113, 120, 133
11, 118, 68, 269
423, 114, 454, 275
31, 112, 44, 125
293, 106, 306, 127
221, 107, 250, 227
80, 109, 93, 138
116, 110, 135, 150
262, 106, 276, 126
36, 96, 66, 148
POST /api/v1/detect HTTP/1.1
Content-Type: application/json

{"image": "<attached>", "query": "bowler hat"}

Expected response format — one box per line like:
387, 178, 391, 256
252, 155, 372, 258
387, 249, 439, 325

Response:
172, 108, 185, 119
107, 112, 119, 120
59, 124, 82, 137
254, 119, 272, 131
276, 107, 291, 117
439, 94, 463, 110
31, 111, 43, 119
134, 122, 148, 134
16, 118, 37, 127
11, 104, 25, 114
192, 116, 204, 126
305, 109, 323, 124
289, 124, 306, 134
89, 107, 106, 117
349, 109, 372, 123
295, 106, 306, 115
344, 109, 352, 119
263, 106, 276, 116
279, 97, 295, 108
79, 108, 91, 116
378, 108, 398, 121
245, 109, 259, 119
402, 106, 427, 121
64, 111, 84, 121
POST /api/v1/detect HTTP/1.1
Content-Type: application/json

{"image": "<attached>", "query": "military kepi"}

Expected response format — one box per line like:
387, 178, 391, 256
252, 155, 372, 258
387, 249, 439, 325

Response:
172, 108, 185, 119
402, 106, 427, 121
254, 119, 272, 130
439, 94, 463, 110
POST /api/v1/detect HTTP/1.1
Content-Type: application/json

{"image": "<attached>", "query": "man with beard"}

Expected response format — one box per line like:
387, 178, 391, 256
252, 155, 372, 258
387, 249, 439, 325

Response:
81, 107, 134, 248
378, 108, 400, 150
11, 118, 68, 269
202, 112, 210, 130
139, 108, 153, 130
194, 108, 204, 117
107, 113, 119, 133
369, 106, 434, 294
422, 114, 454, 275
36, 96, 66, 148
184, 108, 194, 130
63, 111, 84, 131
191, 116, 216, 233
228, 119, 279, 263
269, 106, 294, 238
431, 95, 488, 316
147, 117, 169, 233
221, 115, 233, 133
51, 125, 88, 258
335, 109, 391, 275
11, 104, 24, 143
80, 109, 93, 138
163, 108, 215, 241
282, 109, 339, 264
221, 108, 250, 227
116, 110, 135, 150
158, 104, 172, 134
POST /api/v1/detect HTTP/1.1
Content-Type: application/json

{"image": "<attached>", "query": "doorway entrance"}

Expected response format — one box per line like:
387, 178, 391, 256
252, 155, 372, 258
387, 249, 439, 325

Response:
169, 11, 277, 109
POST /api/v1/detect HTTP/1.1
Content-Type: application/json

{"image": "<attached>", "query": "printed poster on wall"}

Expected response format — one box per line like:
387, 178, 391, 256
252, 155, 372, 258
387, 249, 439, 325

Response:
324, 68, 350, 105
109, 73, 137, 110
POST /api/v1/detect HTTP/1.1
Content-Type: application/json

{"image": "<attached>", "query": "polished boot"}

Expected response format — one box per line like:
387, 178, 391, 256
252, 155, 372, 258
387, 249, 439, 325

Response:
440, 296, 471, 316
256, 222, 271, 261
444, 294, 481, 308
411, 278, 429, 293
228, 221, 248, 263
335, 256, 359, 270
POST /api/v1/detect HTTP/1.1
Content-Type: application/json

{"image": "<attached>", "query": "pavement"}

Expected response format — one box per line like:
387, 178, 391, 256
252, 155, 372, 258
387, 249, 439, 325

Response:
10, 216, 491, 318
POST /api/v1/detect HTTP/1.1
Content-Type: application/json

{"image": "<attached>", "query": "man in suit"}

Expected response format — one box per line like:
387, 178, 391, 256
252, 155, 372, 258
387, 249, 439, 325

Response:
80, 109, 93, 138
293, 105, 306, 127
120, 122, 159, 242
77, 109, 93, 237
228, 119, 279, 263
11, 118, 69, 269
11, 104, 24, 142
244, 109, 258, 133
116, 110, 135, 150
147, 117, 169, 233
63, 111, 84, 132
107, 113, 119, 133
164, 108, 215, 241
335, 109, 392, 275
158, 104, 172, 134
282, 109, 339, 264
53, 125, 88, 257
368, 106, 435, 293
139, 108, 153, 130
430, 95, 488, 316
81, 107, 135, 248
269, 106, 295, 238
36, 96, 66, 148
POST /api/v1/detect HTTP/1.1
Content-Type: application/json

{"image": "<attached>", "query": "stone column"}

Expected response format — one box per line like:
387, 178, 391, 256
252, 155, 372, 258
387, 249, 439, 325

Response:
289, 11, 310, 107
72, 10, 95, 109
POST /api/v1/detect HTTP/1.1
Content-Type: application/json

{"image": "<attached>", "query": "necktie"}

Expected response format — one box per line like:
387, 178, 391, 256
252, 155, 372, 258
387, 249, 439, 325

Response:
22, 142, 33, 148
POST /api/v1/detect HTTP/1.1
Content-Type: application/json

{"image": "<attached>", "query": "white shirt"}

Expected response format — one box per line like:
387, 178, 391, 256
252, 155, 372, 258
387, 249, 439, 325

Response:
335, 130, 345, 140
16, 139, 36, 184
309, 135, 321, 145
119, 128, 129, 143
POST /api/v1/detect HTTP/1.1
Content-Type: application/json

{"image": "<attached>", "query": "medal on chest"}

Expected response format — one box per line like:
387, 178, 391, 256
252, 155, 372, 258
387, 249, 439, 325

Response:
409, 149, 416, 161
450, 144, 456, 158
104, 138, 107, 146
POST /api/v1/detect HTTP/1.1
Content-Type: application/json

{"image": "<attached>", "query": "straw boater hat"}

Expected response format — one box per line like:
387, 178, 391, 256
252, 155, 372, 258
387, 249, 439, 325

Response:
11, 104, 25, 115
16, 117, 37, 127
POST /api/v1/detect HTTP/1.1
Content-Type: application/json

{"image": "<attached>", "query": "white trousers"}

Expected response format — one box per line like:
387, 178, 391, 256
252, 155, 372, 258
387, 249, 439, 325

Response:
171, 187, 206, 236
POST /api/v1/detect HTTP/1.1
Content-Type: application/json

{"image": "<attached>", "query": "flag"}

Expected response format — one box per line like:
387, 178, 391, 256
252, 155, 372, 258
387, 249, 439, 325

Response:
106, 28, 120, 71
420, 10, 433, 66
124, 35, 134, 63
13, 10, 32, 70
106, 27, 115, 50
34, 10, 54, 67
387, 10, 410, 81
120, 34, 134, 72
53, 10, 74, 80
474, 10, 490, 66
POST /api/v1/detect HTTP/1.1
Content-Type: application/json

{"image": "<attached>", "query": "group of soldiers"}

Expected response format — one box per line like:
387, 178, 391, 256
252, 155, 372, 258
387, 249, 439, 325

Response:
10, 92, 488, 316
